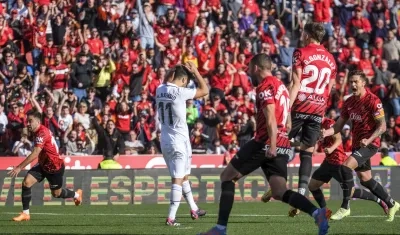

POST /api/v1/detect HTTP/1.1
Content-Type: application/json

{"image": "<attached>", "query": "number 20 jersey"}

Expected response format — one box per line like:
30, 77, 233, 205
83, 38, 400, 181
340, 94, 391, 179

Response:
292, 43, 337, 117
156, 83, 196, 145
254, 76, 291, 149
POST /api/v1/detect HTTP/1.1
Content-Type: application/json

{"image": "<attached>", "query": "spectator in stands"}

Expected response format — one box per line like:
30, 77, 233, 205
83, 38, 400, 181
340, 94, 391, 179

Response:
70, 53, 93, 102
380, 148, 398, 166
191, 119, 208, 154
12, 128, 32, 157
342, 124, 352, 152
125, 130, 145, 155
93, 109, 125, 158
186, 99, 198, 131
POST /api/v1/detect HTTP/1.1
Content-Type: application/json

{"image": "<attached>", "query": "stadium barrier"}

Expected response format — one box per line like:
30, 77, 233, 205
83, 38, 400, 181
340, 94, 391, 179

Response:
0, 167, 397, 206
0, 152, 398, 170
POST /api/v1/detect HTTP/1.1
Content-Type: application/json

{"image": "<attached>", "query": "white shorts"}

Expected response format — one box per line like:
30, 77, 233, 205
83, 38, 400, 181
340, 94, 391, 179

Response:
161, 140, 192, 178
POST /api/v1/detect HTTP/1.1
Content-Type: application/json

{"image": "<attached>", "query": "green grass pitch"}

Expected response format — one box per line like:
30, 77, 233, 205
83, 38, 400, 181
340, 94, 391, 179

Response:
0, 201, 399, 234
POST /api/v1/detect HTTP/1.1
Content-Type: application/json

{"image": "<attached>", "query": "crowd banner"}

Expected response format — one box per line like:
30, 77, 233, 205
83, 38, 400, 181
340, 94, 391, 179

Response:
0, 152, 397, 170
0, 167, 397, 206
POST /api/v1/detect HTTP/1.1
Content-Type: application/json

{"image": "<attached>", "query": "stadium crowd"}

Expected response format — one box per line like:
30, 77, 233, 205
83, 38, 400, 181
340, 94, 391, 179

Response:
0, 0, 400, 157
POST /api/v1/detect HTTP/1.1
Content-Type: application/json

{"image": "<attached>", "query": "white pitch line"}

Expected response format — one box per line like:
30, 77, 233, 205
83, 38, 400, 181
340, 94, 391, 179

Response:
0, 212, 386, 218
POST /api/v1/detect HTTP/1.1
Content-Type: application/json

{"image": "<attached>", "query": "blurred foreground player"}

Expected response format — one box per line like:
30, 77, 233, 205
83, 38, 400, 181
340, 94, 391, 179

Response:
309, 118, 389, 220
287, 22, 337, 217
197, 54, 331, 235
8, 110, 82, 221
156, 62, 208, 226
322, 70, 399, 222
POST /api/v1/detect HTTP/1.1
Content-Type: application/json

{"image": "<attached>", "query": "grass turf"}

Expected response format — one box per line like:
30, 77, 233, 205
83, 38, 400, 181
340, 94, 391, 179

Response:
0, 201, 399, 234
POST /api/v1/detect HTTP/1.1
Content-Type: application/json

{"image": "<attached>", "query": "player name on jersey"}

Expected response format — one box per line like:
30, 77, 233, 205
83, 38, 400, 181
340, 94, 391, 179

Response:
156, 92, 177, 101
303, 54, 336, 71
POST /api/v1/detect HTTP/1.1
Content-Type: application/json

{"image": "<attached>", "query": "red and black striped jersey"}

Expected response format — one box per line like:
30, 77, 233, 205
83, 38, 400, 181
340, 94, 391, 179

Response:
292, 43, 337, 116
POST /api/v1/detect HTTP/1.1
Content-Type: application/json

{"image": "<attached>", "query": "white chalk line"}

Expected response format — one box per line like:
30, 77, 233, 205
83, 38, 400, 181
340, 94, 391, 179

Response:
0, 212, 387, 218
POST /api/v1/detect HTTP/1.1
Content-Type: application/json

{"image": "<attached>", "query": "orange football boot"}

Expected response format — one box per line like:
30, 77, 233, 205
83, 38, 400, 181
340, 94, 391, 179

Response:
74, 189, 83, 206
12, 212, 30, 221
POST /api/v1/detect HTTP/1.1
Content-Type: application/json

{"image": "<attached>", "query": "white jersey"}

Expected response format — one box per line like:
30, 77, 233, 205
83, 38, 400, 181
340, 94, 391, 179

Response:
156, 83, 196, 144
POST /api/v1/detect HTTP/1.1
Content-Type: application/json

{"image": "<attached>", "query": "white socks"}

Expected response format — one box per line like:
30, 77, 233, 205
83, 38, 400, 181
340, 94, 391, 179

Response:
182, 181, 198, 211
23, 209, 29, 215
74, 192, 79, 199
168, 184, 182, 220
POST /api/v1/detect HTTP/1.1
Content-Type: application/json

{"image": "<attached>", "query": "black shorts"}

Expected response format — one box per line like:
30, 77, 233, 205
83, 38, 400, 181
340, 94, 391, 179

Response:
351, 145, 378, 172
312, 161, 341, 183
230, 139, 289, 181
289, 112, 322, 147
28, 163, 65, 190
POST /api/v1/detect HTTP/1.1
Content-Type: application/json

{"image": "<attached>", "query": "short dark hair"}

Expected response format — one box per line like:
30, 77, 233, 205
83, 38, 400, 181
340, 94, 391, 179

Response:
249, 53, 272, 70
381, 148, 389, 156
170, 65, 195, 82
27, 109, 42, 120
304, 22, 325, 43
348, 70, 368, 83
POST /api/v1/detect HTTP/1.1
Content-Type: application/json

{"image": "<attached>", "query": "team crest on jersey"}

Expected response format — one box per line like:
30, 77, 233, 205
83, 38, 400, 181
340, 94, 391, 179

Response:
298, 93, 307, 101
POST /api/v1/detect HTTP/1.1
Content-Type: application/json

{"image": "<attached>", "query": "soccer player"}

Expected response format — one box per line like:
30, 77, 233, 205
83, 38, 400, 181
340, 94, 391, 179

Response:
309, 118, 389, 220
322, 70, 400, 222
286, 22, 337, 217
197, 54, 330, 235
8, 110, 82, 222
156, 62, 208, 226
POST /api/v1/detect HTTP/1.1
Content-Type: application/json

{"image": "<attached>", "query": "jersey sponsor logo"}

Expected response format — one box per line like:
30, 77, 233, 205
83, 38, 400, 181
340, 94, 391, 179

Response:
258, 89, 273, 100
306, 94, 325, 103
294, 113, 322, 123
350, 113, 362, 122
263, 145, 293, 156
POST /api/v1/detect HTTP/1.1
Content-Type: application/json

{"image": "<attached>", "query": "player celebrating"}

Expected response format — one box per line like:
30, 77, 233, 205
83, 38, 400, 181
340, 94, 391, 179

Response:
8, 110, 82, 222
284, 22, 337, 217
261, 22, 337, 216
309, 118, 389, 219
322, 70, 399, 222
156, 62, 208, 226
197, 54, 330, 235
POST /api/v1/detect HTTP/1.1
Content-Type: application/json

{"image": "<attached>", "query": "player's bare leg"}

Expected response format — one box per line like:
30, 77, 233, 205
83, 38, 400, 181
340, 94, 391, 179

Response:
337, 156, 399, 221
182, 174, 206, 220
13, 173, 37, 221
309, 179, 327, 209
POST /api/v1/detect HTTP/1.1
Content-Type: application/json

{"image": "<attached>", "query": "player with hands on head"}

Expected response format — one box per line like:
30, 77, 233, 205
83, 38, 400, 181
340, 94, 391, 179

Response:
8, 110, 82, 222
321, 70, 399, 222
198, 54, 331, 235
156, 61, 208, 226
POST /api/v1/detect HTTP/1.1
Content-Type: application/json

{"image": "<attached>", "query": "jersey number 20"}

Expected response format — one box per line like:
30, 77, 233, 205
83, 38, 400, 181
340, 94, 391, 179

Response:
158, 102, 173, 125
300, 65, 331, 95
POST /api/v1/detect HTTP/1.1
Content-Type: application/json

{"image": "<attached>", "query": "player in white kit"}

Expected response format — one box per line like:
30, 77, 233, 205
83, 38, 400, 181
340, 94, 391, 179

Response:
156, 62, 209, 226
